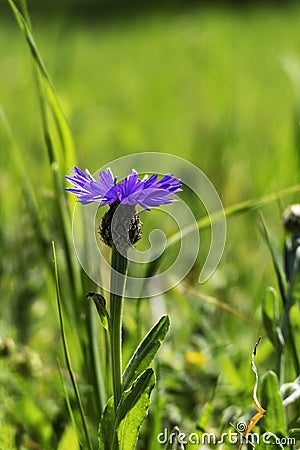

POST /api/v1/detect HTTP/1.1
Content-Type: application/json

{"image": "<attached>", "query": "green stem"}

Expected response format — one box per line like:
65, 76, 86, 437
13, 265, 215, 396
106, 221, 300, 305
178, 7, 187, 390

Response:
282, 303, 300, 377
135, 299, 143, 344
87, 300, 106, 415
287, 321, 300, 375
275, 345, 285, 384
110, 248, 128, 412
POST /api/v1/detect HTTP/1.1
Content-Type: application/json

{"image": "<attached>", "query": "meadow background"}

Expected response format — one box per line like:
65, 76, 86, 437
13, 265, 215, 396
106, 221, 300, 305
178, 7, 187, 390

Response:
0, 0, 299, 449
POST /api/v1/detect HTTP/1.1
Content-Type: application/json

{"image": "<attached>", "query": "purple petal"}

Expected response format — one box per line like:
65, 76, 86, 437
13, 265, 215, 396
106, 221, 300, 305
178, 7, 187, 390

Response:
65, 167, 118, 205
143, 174, 158, 188
66, 166, 182, 209
98, 168, 115, 190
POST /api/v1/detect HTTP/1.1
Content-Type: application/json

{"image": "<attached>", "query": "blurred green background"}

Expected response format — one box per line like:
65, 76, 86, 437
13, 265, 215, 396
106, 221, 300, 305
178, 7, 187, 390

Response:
2, 0, 300, 302
1, 0, 300, 448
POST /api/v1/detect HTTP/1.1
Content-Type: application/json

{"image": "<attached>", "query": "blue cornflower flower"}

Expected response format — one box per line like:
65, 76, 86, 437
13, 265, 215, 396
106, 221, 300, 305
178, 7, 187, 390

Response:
65, 167, 182, 210
66, 166, 181, 248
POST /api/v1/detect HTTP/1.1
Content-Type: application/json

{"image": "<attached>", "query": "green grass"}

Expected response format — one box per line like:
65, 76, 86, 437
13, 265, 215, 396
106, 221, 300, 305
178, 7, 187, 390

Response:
1, 2, 300, 449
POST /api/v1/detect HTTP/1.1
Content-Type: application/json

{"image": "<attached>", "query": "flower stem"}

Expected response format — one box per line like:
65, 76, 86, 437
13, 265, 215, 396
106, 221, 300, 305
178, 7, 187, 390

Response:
110, 247, 128, 412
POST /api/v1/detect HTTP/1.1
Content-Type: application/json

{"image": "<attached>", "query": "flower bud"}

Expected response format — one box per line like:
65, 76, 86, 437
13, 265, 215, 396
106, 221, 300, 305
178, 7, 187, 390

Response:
283, 204, 300, 235
99, 201, 143, 249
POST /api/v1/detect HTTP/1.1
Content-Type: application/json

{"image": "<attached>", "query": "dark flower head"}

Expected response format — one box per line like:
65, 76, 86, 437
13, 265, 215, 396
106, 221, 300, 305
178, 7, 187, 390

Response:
65, 167, 182, 210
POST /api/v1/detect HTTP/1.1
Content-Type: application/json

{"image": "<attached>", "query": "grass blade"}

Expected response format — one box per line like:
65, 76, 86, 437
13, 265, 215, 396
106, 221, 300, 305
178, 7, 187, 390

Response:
8, 0, 106, 422
7, 0, 81, 302
167, 184, 300, 249
57, 360, 82, 450
52, 241, 93, 450
144, 184, 300, 282
260, 215, 287, 305
7, 0, 76, 171
0, 106, 49, 251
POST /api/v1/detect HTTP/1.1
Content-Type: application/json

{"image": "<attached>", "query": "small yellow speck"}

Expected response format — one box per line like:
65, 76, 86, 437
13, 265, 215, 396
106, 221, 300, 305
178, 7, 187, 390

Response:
184, 350, 206, 367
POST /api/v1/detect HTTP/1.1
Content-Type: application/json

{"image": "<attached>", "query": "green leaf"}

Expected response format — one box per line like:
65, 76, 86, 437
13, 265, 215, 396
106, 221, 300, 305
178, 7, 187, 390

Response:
122, 315, 170, 390
0, 423, 15, 450
188, 384, 217, 450
261, 371, 286, 438
288, 428, 300, 441
117, 369, 155, 450
86, 292, 110, 331
98, 397, 115, 450
197, 400, 214, 432
260, 218, 287, 305
117, 369, 155, 425
146, 373, 162, 450
57, 425, 80, 450
185, 387, 217, 450
281, 376, 300, 406
98, 370, 155, 450
262, 288, 284, 350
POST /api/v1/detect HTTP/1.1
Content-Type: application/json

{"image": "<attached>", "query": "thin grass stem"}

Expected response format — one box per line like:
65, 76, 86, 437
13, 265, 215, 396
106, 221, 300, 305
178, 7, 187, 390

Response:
52, 241, 93, 450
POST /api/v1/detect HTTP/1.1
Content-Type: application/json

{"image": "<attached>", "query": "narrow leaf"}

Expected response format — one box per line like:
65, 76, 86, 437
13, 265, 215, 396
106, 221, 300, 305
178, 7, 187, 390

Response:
186, 395, 216, 450
280, 376, 300, 406
166, 184, 300, 250
197, 400, 214, 432
98, 370, 155, 450
117, 370, 155, 450
288, 428, 300, 441
98, 397, 115, 450
117, 369, 155, 425
57, 360, 81, 447
260, 217, 287, 305
153, 184, 300, 278
7, 0, 82, 306
290, 258, 300, 305
7, 0, 75, 171
57, 425, 80, 450
261, 371, 286, 438
262, 288, 284, 350
0, 107, 49, 251
122, 315, 170, 390
87, 292, 110, 331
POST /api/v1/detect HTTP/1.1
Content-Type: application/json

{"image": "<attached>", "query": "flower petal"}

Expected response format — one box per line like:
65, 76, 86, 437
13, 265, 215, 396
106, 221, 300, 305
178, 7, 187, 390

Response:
65, 166, 182, 209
